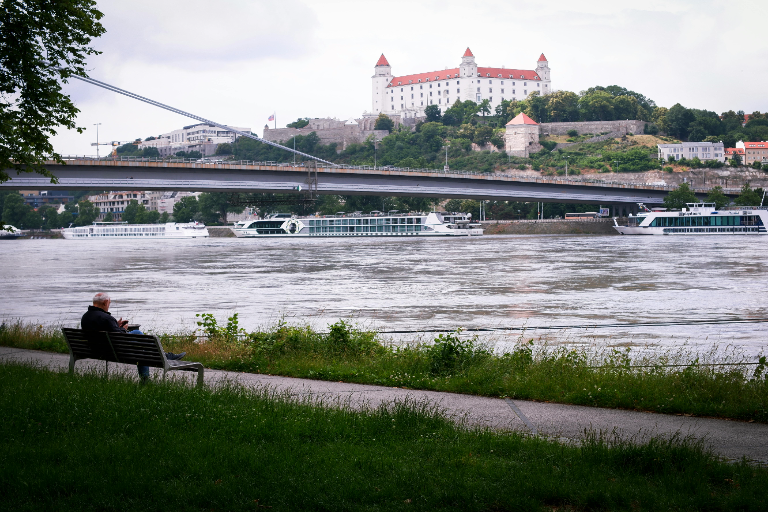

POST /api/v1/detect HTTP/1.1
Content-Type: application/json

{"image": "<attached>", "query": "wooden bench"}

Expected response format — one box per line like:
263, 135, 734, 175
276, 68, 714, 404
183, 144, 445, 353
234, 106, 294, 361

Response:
62, 328, 205, 387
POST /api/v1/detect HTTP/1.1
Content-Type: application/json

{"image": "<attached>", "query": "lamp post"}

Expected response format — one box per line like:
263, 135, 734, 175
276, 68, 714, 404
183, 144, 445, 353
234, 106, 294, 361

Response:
374, 138, 381, 170
613, 159, 620, 172
563, 155, 570, 176
93, 123, 101, 158
442, 142, 450, 171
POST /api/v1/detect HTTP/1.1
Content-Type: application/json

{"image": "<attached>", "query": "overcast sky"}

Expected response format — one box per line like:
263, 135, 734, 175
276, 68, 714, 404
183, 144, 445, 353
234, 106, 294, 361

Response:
52, 0, 768, 155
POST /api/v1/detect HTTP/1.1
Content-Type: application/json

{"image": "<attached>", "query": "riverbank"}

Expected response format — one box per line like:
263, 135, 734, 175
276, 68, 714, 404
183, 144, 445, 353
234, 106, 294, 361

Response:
482, 219, 618, 235
3, 320, 766, 423
3, 363, 764, 511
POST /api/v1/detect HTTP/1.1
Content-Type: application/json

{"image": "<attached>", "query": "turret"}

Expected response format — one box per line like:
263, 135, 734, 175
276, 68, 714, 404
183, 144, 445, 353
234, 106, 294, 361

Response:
372, 54, 393, 114
536, 53, 550, 82
460, 47, 477, 78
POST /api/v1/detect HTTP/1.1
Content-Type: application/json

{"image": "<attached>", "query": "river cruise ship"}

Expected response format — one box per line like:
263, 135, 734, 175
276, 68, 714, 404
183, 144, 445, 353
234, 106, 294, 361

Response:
233, 211, 483, 238
62, 222, 209, 239
613, 203, 768, 235
0, 225, 23, 240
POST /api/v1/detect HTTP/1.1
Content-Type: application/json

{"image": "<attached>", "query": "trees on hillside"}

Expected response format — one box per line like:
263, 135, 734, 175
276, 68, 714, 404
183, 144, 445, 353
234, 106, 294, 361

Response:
374, 113, 394, 133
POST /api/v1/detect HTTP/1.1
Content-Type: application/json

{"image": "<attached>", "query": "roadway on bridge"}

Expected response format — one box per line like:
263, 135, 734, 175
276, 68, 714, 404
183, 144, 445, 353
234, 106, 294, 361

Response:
0, 159, 681, 205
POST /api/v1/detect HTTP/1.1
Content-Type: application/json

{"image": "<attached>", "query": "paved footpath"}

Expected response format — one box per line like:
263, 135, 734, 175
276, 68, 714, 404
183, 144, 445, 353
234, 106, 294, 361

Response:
2, 346, 767, 464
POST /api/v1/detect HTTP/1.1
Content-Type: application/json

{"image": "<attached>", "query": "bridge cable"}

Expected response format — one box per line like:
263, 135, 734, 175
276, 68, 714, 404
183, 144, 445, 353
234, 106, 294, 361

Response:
66, 72, 338, 167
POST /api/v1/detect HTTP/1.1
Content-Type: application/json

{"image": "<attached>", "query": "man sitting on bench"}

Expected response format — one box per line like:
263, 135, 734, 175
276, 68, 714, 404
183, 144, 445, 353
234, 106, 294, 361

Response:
81, 292, 185, 380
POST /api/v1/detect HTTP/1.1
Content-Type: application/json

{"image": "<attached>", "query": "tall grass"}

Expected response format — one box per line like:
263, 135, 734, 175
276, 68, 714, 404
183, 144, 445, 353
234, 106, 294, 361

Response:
1, 362, 766, 511
3, 319, 767, 422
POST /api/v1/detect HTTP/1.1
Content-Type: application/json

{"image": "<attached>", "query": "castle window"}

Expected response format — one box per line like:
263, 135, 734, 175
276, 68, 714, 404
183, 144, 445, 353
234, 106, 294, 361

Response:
420, 85, 423, 89
537, 83, 540, 87
411, 94, 413, 99
476, 93, 481, 102
409, 80, 412, 84
486, 73, 490, 77
513, 90, 515, 94
430, 92, 432, 96
477, 87, 480, 92
456, 81, 460, 84
524, 90, 527, 94
401, 88, 404, 92
457, 88, 460, 93
429, 84, 432, 88
420, 93, 423, 97
418, 79, 421, 83
489, 88, 492, 93
501, 81, 504, 85
437, 83, 440, 87
401, 96, 403, 100
520, 75, 524, 79
501, 89, 504, 94
524, 82, 527, 86
489, 79, 492, 83
439, 99, 441, 104
410, 86, 413, 90
498, 74, 502, 78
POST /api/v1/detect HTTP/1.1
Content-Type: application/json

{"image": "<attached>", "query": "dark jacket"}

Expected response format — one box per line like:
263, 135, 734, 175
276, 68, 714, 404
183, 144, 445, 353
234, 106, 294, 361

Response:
81, 305, 126, 333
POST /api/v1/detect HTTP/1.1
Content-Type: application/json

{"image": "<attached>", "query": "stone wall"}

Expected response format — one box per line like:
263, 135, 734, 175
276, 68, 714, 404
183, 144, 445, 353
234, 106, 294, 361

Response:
505, 124, 542, 157
540, 120, 646, 136
262, 121, 389, 151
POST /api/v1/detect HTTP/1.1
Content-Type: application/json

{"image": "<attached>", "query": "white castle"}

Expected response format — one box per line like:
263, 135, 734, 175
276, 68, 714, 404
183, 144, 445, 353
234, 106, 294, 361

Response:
372, 48, 551, 119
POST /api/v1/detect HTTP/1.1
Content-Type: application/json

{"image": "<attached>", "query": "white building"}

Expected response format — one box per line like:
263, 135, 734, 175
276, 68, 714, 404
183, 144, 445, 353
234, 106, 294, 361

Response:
657, 142, 725, 163
372, 48, 551, 120
139, 123, 251, 157
88, 191, 162, 221
157, 192, 201, 215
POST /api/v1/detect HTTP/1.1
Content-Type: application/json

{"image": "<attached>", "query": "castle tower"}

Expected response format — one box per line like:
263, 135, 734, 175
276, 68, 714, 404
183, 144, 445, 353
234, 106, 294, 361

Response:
536, 53, 551, 94
459, 47, 477, 79
372, 54, 392, 115
505, 112, 542, 157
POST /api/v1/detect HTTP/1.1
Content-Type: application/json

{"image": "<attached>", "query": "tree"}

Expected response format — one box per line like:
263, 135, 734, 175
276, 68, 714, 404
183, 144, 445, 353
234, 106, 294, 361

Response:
547, 91, 579, 122
40, 205, 60, 228
74, 200, 98, 226
734, 183, 762, 206
173, 196, 199, 223
0, 0, 105, 184
22, 209, 42, 229
478, 99, 491, 117
198, 192, 244, 224
374, 113, 394, 133
706, 186, 730, 209
159, 212, 170, 223
215, 143, 233, 155
666, 104, 696, 140
1, 193, 29, 226
102, 211, 113, 222
579, 90, 615, 121
663, 183, 698, 210
122, 199, 147, 223
424, 105, 442, 123
286, 118, 310, 129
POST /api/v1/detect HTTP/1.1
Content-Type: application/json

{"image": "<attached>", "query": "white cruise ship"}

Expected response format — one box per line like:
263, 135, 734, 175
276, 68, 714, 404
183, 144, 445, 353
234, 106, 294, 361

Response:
232, 211, 483, 238
62, 222, 209, 239
613, 203, 768, 235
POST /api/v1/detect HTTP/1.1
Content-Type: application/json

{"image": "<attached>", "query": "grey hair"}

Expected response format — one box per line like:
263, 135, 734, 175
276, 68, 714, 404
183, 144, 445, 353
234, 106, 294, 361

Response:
93, 292, 110, 305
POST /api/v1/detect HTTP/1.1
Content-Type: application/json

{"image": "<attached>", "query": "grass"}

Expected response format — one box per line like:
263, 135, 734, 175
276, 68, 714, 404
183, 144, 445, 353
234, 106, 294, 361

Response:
2, 319, 767, 423
1, 362, 766, 511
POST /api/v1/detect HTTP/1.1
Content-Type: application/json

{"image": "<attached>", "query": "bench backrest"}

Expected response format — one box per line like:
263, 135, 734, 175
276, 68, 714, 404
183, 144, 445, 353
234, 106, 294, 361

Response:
62, 328, 119, 363
107, 332, 166, 368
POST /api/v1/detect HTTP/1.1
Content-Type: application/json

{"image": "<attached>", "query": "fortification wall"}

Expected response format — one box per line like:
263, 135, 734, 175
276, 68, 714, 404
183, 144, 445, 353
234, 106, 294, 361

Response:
262, 126, 389, 151
540, 120, 646, 136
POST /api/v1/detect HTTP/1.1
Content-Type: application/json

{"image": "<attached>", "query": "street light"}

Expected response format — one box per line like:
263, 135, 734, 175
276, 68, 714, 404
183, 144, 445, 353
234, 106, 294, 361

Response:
613, 159, 620, 172
563, 155, 570, 176
373, 138, 381, 170
442, 141, 450, 171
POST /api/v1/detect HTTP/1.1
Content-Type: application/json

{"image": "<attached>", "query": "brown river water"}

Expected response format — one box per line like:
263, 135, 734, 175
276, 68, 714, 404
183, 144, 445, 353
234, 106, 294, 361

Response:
1, 234, 766, 357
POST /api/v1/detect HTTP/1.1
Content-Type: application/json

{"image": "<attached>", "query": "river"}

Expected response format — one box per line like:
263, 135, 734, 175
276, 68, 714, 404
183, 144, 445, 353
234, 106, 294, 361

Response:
1, 234, 766, 357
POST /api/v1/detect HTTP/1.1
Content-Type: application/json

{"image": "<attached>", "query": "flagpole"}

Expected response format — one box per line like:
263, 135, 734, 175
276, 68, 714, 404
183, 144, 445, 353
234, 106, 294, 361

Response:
274, 112, 276, 130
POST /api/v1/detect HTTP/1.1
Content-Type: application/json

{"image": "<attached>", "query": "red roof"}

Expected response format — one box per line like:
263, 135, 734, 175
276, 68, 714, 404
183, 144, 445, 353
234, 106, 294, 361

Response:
744, 141, 767, 148
506, 113, 538, 126
463, 47, 474, 57
386, 66, 539, 87
538, 53, 547, 62
725, 148, 745, 155
376, 54, 390, 66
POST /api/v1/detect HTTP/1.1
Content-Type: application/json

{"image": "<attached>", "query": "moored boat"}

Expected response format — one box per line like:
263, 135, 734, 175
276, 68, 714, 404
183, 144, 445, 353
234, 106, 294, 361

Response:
233, 211, 483, 237
62, 222, 209, 239
0, 225, 23, 240
613, 203, 768, 235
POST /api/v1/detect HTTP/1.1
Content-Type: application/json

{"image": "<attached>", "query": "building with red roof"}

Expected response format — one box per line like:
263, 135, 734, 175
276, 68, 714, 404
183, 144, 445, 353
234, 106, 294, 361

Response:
736, 141, 768, 165
370, 48, 551, 120
504, 113, 542, 157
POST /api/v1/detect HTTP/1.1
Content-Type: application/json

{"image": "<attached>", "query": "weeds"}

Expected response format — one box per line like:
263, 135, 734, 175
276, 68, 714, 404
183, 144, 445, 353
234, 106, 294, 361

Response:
2, 318, 767, 422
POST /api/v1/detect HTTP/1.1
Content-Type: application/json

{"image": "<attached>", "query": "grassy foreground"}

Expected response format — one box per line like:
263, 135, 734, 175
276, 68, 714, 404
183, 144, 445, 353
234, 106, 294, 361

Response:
1, 362, 767, 511
2, 319, 767, 422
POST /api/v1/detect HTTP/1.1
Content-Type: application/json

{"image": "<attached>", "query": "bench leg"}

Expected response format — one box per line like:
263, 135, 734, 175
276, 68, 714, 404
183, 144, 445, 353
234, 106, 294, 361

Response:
196, 368, 204, 388
69, 354, 75, 374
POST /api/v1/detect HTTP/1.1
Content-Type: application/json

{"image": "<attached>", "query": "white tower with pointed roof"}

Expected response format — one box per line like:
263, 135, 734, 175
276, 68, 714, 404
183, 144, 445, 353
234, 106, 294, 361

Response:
372, 54, 392, 115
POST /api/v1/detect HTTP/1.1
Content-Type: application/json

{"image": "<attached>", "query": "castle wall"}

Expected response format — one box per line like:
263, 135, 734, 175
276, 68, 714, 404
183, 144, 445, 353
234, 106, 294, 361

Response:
539, 120, 646, 136
262, 124, 389, 151
504, 125, 542, 157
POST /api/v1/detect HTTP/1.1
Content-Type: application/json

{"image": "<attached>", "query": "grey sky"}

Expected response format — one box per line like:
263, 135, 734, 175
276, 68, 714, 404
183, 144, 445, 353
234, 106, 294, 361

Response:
52, 0, 768, 155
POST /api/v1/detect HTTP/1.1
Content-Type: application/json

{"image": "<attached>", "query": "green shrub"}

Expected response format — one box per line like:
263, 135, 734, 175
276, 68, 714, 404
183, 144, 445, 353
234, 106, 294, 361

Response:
567, 129, 579, 137
427, 331, 490, 375
664, 166, 674, 173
